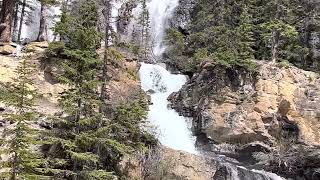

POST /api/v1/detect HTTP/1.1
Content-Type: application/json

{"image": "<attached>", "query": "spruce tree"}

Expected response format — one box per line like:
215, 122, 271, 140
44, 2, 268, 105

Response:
187, 0, 256, 70
138, 0, 151, 58
44, 1, 157, 178
260, 0, 299, 63
43, 0, 111, 179
43, 0, 141, 179
0, 57, 48, 179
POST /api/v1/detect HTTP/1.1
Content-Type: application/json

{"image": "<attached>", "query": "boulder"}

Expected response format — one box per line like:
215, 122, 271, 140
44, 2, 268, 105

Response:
26, 41, 49, 53
0, 44, 15, 55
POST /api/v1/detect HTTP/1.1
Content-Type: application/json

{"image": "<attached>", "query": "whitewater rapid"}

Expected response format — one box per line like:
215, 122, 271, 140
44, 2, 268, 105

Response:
138, 0, 197, 153
139, 63, 196, 154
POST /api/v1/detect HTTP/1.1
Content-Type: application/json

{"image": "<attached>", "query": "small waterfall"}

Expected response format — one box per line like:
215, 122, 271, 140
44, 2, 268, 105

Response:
147, 0, 179, 56
136, 0, 286, 179
139, 63, 196, 154
137, 0, 196, 153
17, 0, 60, 42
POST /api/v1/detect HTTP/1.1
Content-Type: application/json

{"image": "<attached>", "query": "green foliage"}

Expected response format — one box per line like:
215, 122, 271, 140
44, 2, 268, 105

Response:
43, 1, 111, 179
138, 0, 151, 58
111, 96, 157, 151
278, 60, 292, 69
0, 57, 47, 179
39, 0, 58, 5
165, 28, 185, 56
82, 170, 115, 180
165, 0, 320, 72
165, 0, 256, 71
43, 1, 157, 179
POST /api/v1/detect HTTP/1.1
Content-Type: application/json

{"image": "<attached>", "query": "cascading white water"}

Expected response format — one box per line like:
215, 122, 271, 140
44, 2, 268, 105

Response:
138, 0, 196, 153
139, 63, 196, 154
147, 0, 179, 56
14, 0, 61, 56
137, 1, 286, 179
17, 0, 60, 42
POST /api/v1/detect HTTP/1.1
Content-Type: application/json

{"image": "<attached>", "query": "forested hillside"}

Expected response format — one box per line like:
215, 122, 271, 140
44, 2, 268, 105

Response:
0, 0, 319, 180
0, 0, 157, 179
166, 0, 320, 72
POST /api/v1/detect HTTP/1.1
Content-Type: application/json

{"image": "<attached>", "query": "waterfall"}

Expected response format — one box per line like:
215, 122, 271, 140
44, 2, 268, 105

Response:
147, 0, 179, 56
16, 0, 60, 43
137, 1, 286, 179
138, 0, 196, 153
139, 63, 196, 154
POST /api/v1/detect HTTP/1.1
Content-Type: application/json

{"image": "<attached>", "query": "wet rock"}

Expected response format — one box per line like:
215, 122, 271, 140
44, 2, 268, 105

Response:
146, 89, 156, 94
170, 0, 196, 30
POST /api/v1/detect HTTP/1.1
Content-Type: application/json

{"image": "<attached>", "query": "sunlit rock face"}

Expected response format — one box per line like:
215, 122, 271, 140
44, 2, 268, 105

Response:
170, 61, 320, 145
169, 60, 320, 178
169, 0, 197, 30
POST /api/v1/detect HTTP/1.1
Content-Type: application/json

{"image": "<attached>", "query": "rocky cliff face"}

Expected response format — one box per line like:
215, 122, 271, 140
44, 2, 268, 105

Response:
169, 0, 196, 30
123, 147, 290, 180
169, 61, 320, 179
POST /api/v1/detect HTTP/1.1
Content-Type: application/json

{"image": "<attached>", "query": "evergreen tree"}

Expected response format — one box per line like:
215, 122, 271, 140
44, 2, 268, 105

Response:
187, 0, 256, 70
260, 0, 299, 63
165, 0, 320, 71
0, 57, 48, 179
138, 0, 151, 58
100, 0, 112, 114
43, 0, 112, 178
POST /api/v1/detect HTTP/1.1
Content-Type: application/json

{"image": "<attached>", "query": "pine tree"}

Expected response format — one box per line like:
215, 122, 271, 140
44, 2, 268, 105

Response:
186, 0, 256, 70
100, 0, 112, 114
43, 1, 118, 179
138, 0, 151, 58
260, 0, 299, 63
43, 1, 157, 178
0, 57, 48, 179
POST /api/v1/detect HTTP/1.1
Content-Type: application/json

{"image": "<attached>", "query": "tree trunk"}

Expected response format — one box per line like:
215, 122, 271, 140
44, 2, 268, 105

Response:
37, 2, 47, 42
100, 0, 111, 113
0, 0, 15, 42
271, 1, 281, 63
13, 2, 19, 41
271, 29, 280, 63
17, 0, 26, 44
11, 151, 17, 180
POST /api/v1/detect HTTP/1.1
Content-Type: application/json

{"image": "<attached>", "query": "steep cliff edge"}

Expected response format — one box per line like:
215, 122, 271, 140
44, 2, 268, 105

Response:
169, 61, 320, 179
